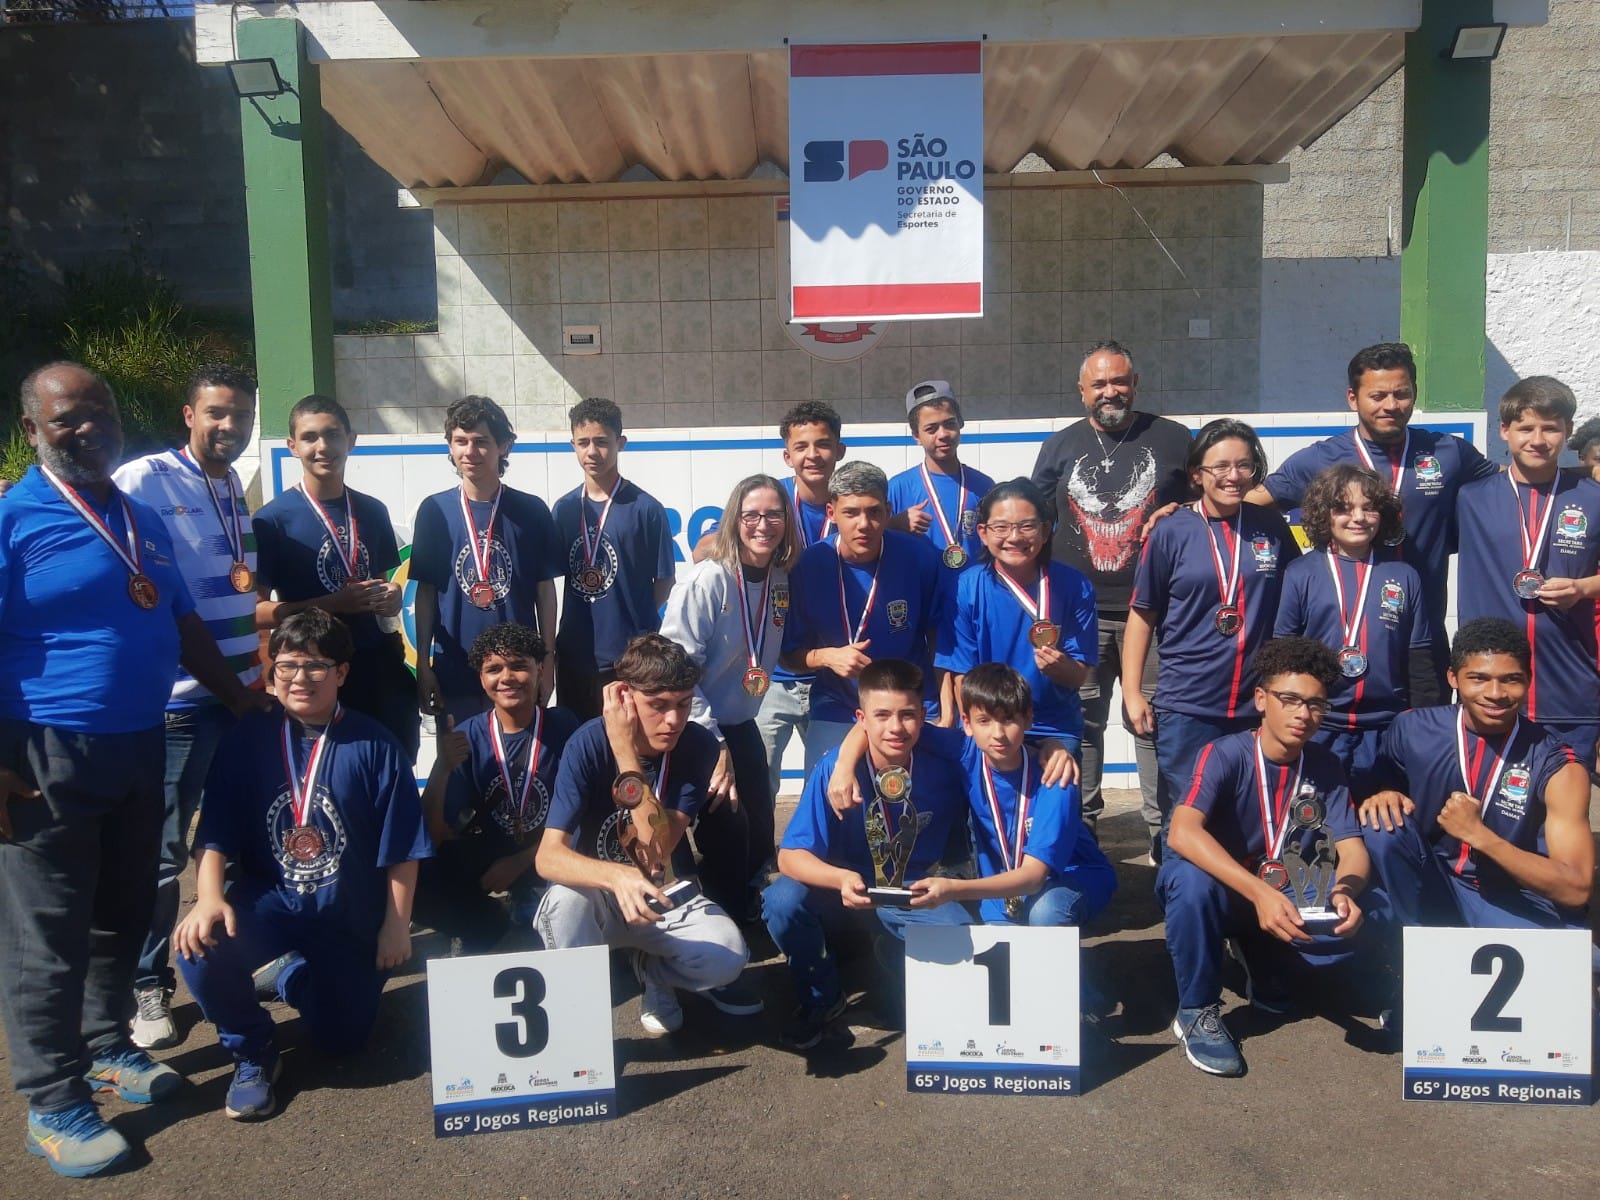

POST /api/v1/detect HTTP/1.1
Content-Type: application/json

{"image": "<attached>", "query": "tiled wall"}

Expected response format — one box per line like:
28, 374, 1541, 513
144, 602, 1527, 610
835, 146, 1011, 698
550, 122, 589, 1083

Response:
332, 181, 1264, 436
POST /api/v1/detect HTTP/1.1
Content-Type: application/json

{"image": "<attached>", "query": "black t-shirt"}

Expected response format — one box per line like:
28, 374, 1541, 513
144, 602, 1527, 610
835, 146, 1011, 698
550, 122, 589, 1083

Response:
1031, 412, 1193, 613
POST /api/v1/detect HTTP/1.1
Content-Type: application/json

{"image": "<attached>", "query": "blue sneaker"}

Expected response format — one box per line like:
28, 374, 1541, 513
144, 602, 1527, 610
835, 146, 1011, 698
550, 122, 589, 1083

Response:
1172, 1004, 1245, 1076
25, 1103, 130, 1178
85, 1046, 182, 1103
225, 1057, 282, 1121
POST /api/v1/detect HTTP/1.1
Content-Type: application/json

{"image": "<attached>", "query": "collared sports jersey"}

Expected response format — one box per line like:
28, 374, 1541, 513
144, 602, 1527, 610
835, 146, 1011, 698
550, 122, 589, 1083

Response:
412, 484, 562, 700
781, 529, 949, 723
887, 461, 997, 565
1274, 551, 1433, 730
196, 709, 432, 941
1373, 705, 1577, 891
441, 705, 582, 858
114, 449, 261, 707
779, 743, 967, 886
1130, 504, 1300, 718
1456, 471, 1600, 722
1180, 730, 1358, 868
0, 466, 195, 733
935, 559, 1098, 740
553, 479, 675, 672
545, 717, 718, 865
252, 486, 401, 650
1264, 426, 1495, 630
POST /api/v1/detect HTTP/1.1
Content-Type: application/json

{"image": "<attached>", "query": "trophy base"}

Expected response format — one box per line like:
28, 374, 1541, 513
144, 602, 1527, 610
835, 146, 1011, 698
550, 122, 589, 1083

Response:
1297, 906, 1340, 925
645, 877, 702, 915
866, 886, 917, 909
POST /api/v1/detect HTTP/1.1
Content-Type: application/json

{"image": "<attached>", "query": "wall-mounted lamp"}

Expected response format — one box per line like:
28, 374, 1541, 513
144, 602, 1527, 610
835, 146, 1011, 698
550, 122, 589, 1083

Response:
1442, 23, 1507, 61
226, 58, 289, 98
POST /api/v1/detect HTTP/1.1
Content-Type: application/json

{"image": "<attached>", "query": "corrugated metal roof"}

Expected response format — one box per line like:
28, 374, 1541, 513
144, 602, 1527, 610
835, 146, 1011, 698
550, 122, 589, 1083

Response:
318, 34, 1403, 189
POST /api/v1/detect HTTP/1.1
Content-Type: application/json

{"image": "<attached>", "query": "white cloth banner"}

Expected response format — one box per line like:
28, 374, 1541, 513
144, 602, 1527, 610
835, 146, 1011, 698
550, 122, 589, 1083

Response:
788, 41, 984, 322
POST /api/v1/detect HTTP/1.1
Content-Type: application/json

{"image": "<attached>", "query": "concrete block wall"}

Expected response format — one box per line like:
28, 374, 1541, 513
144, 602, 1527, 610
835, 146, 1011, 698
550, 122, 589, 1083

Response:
333, 180, 1265, 435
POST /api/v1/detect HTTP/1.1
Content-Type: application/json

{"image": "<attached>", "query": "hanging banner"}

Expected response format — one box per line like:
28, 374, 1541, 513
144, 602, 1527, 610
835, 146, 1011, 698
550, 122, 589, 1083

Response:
788, 41, 984, 322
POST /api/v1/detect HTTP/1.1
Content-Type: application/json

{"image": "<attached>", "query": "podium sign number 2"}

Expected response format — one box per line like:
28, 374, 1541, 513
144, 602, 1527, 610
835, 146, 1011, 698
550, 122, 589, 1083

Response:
427, 946, 617, 1137
904, 926, 1080, 1096
1402, 927, 1592, 1106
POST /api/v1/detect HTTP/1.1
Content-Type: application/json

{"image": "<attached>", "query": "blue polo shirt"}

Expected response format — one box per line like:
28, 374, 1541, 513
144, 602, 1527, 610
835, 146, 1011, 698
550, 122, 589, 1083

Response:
1372, 706, 1577, 892
1274, 552, 1433, 731
1131, 504, 1300, 719
887, 462, 997, 565
781, 529, 949, 723
1179, 730, 1358, 869
935, 559, 1098, 740
1264, 426, 1495, 633
0, 467, 195, 733
1456, 471, 1600, 724
553, 479, 675, 672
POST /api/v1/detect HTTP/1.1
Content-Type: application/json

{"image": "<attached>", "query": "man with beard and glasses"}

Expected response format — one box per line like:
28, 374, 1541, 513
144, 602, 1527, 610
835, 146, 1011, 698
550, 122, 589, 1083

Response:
0, 363, 266, 1177
113, 364, 267, 1052
1031, 341, 1191, 839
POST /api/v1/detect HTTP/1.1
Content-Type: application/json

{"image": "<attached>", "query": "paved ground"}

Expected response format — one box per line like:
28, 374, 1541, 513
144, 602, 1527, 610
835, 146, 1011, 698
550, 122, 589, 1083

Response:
2, 789, 1597, 1199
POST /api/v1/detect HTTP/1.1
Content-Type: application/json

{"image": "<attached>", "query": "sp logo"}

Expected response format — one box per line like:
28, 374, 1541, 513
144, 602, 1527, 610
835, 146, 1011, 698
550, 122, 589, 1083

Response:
803, 139, 889, 182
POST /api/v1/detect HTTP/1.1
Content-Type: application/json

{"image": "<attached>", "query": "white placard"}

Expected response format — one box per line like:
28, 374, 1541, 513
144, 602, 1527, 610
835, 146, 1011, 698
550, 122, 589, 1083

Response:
426, 946, 617, 1136
904, 925, 1080, 1095
1402, 926, 1592, 1105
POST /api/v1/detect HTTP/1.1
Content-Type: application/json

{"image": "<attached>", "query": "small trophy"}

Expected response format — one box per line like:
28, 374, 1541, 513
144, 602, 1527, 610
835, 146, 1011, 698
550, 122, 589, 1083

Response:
1280, 784, 1339, 926
865, 767, 929, 907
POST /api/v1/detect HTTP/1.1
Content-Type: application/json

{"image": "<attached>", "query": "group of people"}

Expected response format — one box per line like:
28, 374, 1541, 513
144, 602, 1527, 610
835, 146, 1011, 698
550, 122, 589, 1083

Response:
0, 340, 1594, 1178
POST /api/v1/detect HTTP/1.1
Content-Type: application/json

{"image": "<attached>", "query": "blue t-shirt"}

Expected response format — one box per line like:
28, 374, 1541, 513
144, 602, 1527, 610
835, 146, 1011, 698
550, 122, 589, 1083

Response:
780, 743, 968, 886
545, 717, 718, 864
0, 467, 195, 733
887, 461, 997, 565
1265, 427, 1495, 631
411, 485, 562, 700
1274, 552, 1433, 731
196, 708, 433, 941
782, 529, 950, 723
1372, 706, 1577, 892
252, 487, 402, 650
1456, 471, 1600, 724
442, 706, 582, 851
936, 559, 1098, 740
553, 479, 675, 671
1131, 504, 1300, 719
1179, 729, 1357, 868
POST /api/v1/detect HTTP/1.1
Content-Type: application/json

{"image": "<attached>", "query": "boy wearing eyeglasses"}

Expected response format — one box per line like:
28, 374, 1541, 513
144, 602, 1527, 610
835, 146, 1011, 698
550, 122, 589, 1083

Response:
1159, 637, 1372, 1079
173, 610, 432, 1121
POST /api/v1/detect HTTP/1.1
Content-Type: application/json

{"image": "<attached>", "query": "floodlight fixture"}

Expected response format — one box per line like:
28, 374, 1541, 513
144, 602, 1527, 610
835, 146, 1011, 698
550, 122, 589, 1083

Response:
1442, 23, 1507, 61
227, 58, 288, 99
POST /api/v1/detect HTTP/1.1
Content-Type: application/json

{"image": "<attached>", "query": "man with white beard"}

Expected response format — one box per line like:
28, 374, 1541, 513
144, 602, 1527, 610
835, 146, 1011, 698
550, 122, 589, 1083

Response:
1031, 341, 1191, 849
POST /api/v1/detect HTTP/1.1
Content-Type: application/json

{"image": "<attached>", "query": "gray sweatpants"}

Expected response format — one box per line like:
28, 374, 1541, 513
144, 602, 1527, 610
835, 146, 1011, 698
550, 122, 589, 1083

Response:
534, 885, 748, 992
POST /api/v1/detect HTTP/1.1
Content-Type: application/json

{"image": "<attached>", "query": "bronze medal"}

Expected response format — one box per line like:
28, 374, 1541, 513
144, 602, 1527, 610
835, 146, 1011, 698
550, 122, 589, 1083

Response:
1028, 620, 1060, 650
229, 561, 255, 593
469, 580, 496, 609
741, 666, 770, 697
875, 765, 911, 803
1258, 858, 1289, 890
128, 573, 160, 610
580, 566, 604, 592
612, 772, 648, 810
942, 544, 969, 570
285, 824, 324, 862
1005, 896, 1024, 921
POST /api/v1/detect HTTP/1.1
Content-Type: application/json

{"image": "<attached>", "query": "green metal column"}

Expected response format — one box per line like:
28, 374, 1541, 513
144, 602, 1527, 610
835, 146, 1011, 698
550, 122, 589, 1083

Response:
1399, 0, 1494, 413
237, 17, 335, 437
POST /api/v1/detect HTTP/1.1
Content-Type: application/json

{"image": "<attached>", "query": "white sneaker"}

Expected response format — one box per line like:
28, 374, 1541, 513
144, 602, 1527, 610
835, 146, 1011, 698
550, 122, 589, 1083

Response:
631, 952, 683, 1035
130, 987, 177, 1051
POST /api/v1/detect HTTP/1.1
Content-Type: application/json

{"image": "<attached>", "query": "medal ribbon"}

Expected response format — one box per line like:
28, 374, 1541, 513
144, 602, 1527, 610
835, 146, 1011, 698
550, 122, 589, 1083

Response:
39, 466, 146, 581
1253, 733, 1304, 862
1453, 709, 1519, 874
459, 485, 503, 588
297, 486, 362, 579
737, 569, 772, 673
994, 561, 1051, 623
281, 706, 340, 827
178, 448, 247, 565
1353, 429, 1410, 494
1325, 551, 1374, 651
581, 476, 623, 567
837, 552, 882, 643
1193, 502, 1243, 611
490, 707, 545, 827
791, 481, 832, 547
919, 462, 968, 551
980, 749, 1033, 873
1508, 472, 1556, 574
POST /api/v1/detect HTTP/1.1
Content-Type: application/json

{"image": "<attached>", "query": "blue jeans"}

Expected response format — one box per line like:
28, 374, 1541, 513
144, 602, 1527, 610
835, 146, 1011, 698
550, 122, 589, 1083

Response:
978, 868, 1117, 927
1079, 614, 1161, 826
756, 678, 809, 798
137, 702, 235, 992
1154, 710, 1257, 826
761, 874, 971, 1010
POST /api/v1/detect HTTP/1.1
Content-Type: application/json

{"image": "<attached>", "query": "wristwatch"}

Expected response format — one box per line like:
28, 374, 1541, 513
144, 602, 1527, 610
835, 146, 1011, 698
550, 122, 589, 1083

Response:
612, 770, 650, 810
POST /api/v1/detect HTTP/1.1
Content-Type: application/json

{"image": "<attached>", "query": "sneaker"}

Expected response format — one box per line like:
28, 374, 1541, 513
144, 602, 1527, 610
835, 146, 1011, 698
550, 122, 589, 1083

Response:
130, 985, 178, 1050
25, 1103, 130, 1178
1172, 1004, 1245, 1076
252, 952, 305, 1002
703, 979, 765, 1016
85, 1046, 182, 1104
224, 1057, 282, 1121
630, 952, 683, 1036
780, 994, 851, 1051
1226, 938, 1294, 1015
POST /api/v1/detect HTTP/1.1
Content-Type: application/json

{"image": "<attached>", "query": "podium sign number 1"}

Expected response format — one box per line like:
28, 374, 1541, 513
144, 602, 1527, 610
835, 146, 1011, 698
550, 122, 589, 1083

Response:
1402, 927, 1592, 1106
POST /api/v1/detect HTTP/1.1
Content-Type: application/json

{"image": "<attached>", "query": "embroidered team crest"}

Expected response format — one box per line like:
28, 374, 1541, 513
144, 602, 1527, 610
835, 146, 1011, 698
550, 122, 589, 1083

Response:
1379, 580, 1405, 614
1555, 506, 1588, 548
773, 583, 790, 609
960, 508, 978, 536
1250, 535, 1278, 572
1413, 454, 1443, 487
887, 598, 910, 630
1500, 767, 1530, 802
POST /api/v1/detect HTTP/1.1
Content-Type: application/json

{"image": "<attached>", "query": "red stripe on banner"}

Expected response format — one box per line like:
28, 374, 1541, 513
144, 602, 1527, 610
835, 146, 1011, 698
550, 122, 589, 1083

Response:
793, 282, 981, 319
790, 42, 982, 78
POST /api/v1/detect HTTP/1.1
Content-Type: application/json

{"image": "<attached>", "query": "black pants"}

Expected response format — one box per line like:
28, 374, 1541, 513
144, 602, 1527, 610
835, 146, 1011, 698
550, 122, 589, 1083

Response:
342, 632, 421, 762
675, 719, 773, 922
555, 657, 615, 724
412, 838, 514, 954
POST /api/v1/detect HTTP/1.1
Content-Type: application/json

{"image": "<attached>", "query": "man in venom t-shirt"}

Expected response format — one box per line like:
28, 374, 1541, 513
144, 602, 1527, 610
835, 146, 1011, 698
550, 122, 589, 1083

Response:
1032, 340, 1191, 837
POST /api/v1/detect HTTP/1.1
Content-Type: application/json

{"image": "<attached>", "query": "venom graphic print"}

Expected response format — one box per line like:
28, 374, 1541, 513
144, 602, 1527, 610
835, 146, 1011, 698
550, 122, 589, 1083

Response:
1064, 450, 1159, 573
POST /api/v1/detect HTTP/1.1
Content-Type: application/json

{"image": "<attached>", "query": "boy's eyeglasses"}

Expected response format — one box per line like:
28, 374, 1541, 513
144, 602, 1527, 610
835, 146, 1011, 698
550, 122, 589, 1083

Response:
271, 660, 334, 682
